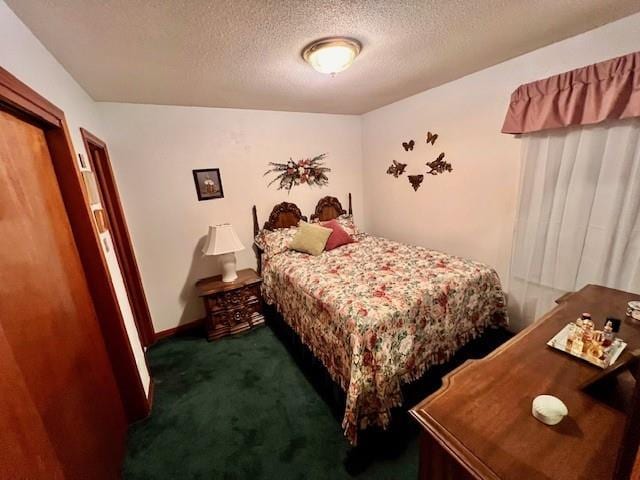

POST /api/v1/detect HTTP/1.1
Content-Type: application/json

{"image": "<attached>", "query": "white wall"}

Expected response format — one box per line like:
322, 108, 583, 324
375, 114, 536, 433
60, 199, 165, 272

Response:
0, 1, 150, 394
362, 13, 640, 307
6, 0, 638, 340
98, 103, 363, 333
98, 13, 640, 334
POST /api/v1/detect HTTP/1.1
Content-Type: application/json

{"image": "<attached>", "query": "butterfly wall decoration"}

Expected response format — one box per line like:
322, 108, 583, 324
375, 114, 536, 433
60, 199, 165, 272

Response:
386, 160, 407, 178
408, 175, 424, 191
426, 152, 453, 175
388, 129, 452, 191
402, 140, 415, 151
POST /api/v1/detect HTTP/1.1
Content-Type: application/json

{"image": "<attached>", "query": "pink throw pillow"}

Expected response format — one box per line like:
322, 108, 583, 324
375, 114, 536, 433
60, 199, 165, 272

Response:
321, 219, 355, 251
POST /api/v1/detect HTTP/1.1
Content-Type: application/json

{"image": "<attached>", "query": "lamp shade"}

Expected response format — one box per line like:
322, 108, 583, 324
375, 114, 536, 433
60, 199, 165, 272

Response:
202, 224, 244, 256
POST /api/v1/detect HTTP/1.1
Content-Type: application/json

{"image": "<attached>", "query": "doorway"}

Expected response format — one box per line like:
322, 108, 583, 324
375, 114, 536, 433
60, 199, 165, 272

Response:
80, 128, 155, 347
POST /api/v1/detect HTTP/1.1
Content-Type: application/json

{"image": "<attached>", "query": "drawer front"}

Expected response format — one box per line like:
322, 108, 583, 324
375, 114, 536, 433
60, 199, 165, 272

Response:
206, 283, 261, 312
218, 301, 261, 327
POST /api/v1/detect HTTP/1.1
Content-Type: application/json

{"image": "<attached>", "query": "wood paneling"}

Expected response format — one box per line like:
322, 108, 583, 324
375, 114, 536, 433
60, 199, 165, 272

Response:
0, 109, 126, 478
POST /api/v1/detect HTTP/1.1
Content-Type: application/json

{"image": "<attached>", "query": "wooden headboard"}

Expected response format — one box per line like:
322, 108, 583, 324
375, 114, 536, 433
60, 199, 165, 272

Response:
252, 202, 306, 275
251, 194, 353, 274
310, 193, 352, 222
252, 202, 307, 237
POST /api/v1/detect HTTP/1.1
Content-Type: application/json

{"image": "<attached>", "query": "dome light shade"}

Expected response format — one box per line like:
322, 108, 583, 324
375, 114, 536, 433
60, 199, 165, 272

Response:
302, 38, 361, 75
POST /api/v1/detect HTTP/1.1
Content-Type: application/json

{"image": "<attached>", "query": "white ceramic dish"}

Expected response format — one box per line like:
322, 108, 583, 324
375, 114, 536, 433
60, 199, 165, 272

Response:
532, 395, 568, 426
627, 301, 640, 321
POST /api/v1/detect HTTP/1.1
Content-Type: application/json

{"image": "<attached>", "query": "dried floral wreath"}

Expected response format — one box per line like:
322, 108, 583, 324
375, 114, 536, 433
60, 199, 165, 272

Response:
386, 131, 452, 191
265, 153, 330, 193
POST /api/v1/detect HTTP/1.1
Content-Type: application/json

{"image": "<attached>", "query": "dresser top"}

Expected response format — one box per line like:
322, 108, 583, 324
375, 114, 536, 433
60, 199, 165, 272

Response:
411, 284, 640, 480
196, 268, 261, 295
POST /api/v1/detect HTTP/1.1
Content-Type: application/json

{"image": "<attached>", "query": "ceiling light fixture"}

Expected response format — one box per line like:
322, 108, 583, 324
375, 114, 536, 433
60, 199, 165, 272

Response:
302, 37, 362, 76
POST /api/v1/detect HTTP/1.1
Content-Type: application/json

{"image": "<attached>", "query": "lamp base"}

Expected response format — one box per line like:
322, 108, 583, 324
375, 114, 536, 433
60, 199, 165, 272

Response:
219, 252, 238, 282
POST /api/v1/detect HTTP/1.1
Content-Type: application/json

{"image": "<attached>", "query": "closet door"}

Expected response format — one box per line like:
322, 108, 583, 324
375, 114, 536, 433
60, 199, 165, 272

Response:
0, 325, 64, 478
0, 109, 127, 479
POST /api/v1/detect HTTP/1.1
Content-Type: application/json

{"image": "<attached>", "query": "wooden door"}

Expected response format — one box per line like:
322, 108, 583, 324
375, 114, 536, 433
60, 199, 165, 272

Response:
0, 109, 127, 479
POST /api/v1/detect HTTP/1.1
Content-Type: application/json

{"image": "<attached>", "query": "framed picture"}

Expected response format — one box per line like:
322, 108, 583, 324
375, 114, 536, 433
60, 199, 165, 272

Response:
78, 153, 88, 170
192, 168, 224, 201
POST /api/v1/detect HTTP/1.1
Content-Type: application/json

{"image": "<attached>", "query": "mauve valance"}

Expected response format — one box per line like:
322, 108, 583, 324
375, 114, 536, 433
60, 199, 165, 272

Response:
502, 51, 640, 134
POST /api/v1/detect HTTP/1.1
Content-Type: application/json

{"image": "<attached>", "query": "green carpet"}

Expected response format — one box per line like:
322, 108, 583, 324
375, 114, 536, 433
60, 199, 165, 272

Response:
123, 326, 418, 479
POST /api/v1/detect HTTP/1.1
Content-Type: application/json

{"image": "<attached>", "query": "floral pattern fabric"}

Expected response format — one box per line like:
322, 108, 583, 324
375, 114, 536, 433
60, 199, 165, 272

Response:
259, 233, 508, 444
254, 226, 298, 258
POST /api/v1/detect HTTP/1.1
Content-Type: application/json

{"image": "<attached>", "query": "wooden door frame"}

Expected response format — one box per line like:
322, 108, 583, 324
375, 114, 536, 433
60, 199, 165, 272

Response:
80, 128, 155, 347
0, 66, 150, 423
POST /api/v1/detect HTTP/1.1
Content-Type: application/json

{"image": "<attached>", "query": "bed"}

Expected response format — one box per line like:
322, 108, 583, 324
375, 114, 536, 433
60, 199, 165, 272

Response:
252, 195, 508, 444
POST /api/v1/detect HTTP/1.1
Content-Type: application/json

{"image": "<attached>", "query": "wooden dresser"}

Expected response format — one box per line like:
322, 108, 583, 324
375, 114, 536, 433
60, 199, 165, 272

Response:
411, 285, 640, 480
196, 269, 264, 341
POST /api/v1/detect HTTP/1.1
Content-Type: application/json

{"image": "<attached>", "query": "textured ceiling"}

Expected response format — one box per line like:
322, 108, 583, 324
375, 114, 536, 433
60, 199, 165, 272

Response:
6, 0, 640, 114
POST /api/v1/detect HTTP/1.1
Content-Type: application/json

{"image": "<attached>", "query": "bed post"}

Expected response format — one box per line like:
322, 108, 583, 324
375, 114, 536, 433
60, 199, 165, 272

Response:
252, 205, 259, 237
348, 193, 352, 215
252, 205, 262, 275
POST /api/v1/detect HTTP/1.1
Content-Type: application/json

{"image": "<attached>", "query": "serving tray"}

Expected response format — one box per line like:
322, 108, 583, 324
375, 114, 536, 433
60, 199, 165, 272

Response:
547, 323, 627, 368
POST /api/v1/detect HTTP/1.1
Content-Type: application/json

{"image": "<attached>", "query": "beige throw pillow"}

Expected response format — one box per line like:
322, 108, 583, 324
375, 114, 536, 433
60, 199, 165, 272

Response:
289, 221, 332, 256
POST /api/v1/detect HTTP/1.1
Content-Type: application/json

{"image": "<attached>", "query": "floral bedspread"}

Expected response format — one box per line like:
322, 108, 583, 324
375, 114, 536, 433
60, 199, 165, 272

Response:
260, 233, 508, 444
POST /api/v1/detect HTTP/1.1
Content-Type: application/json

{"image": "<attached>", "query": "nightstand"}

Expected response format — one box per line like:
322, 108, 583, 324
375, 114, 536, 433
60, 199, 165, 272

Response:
196, 268, 264, 341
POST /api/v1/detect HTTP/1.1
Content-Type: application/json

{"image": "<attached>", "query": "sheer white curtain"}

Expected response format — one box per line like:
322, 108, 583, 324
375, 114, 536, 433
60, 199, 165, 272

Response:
509, 118, 640, 331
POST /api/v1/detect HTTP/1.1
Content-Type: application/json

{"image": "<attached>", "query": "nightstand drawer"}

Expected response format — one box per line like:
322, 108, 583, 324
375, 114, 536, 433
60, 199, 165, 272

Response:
206, 284, 260, 312
214, 301, 261, 326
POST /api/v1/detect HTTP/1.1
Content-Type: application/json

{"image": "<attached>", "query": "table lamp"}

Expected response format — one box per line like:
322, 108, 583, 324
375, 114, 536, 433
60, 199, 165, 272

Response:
202, 224, 245, 282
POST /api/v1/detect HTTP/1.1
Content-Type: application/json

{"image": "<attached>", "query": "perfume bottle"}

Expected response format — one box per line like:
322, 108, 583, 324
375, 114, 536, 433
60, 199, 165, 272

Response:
572, 334, 584, 356
602, 321, 614, 348
606, 317, 621, 333
581, 313, 594, 329
565, 324, 575, 352
582, 321, 594, 354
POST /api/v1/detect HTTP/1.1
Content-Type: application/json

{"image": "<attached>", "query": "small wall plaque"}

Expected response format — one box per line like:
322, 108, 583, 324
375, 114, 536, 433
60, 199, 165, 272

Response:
193, 168, 224, 201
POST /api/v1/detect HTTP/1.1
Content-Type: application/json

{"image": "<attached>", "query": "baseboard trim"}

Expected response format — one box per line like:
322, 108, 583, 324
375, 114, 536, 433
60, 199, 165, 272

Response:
154, 318, 205, 342
147, 378, 155, 413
